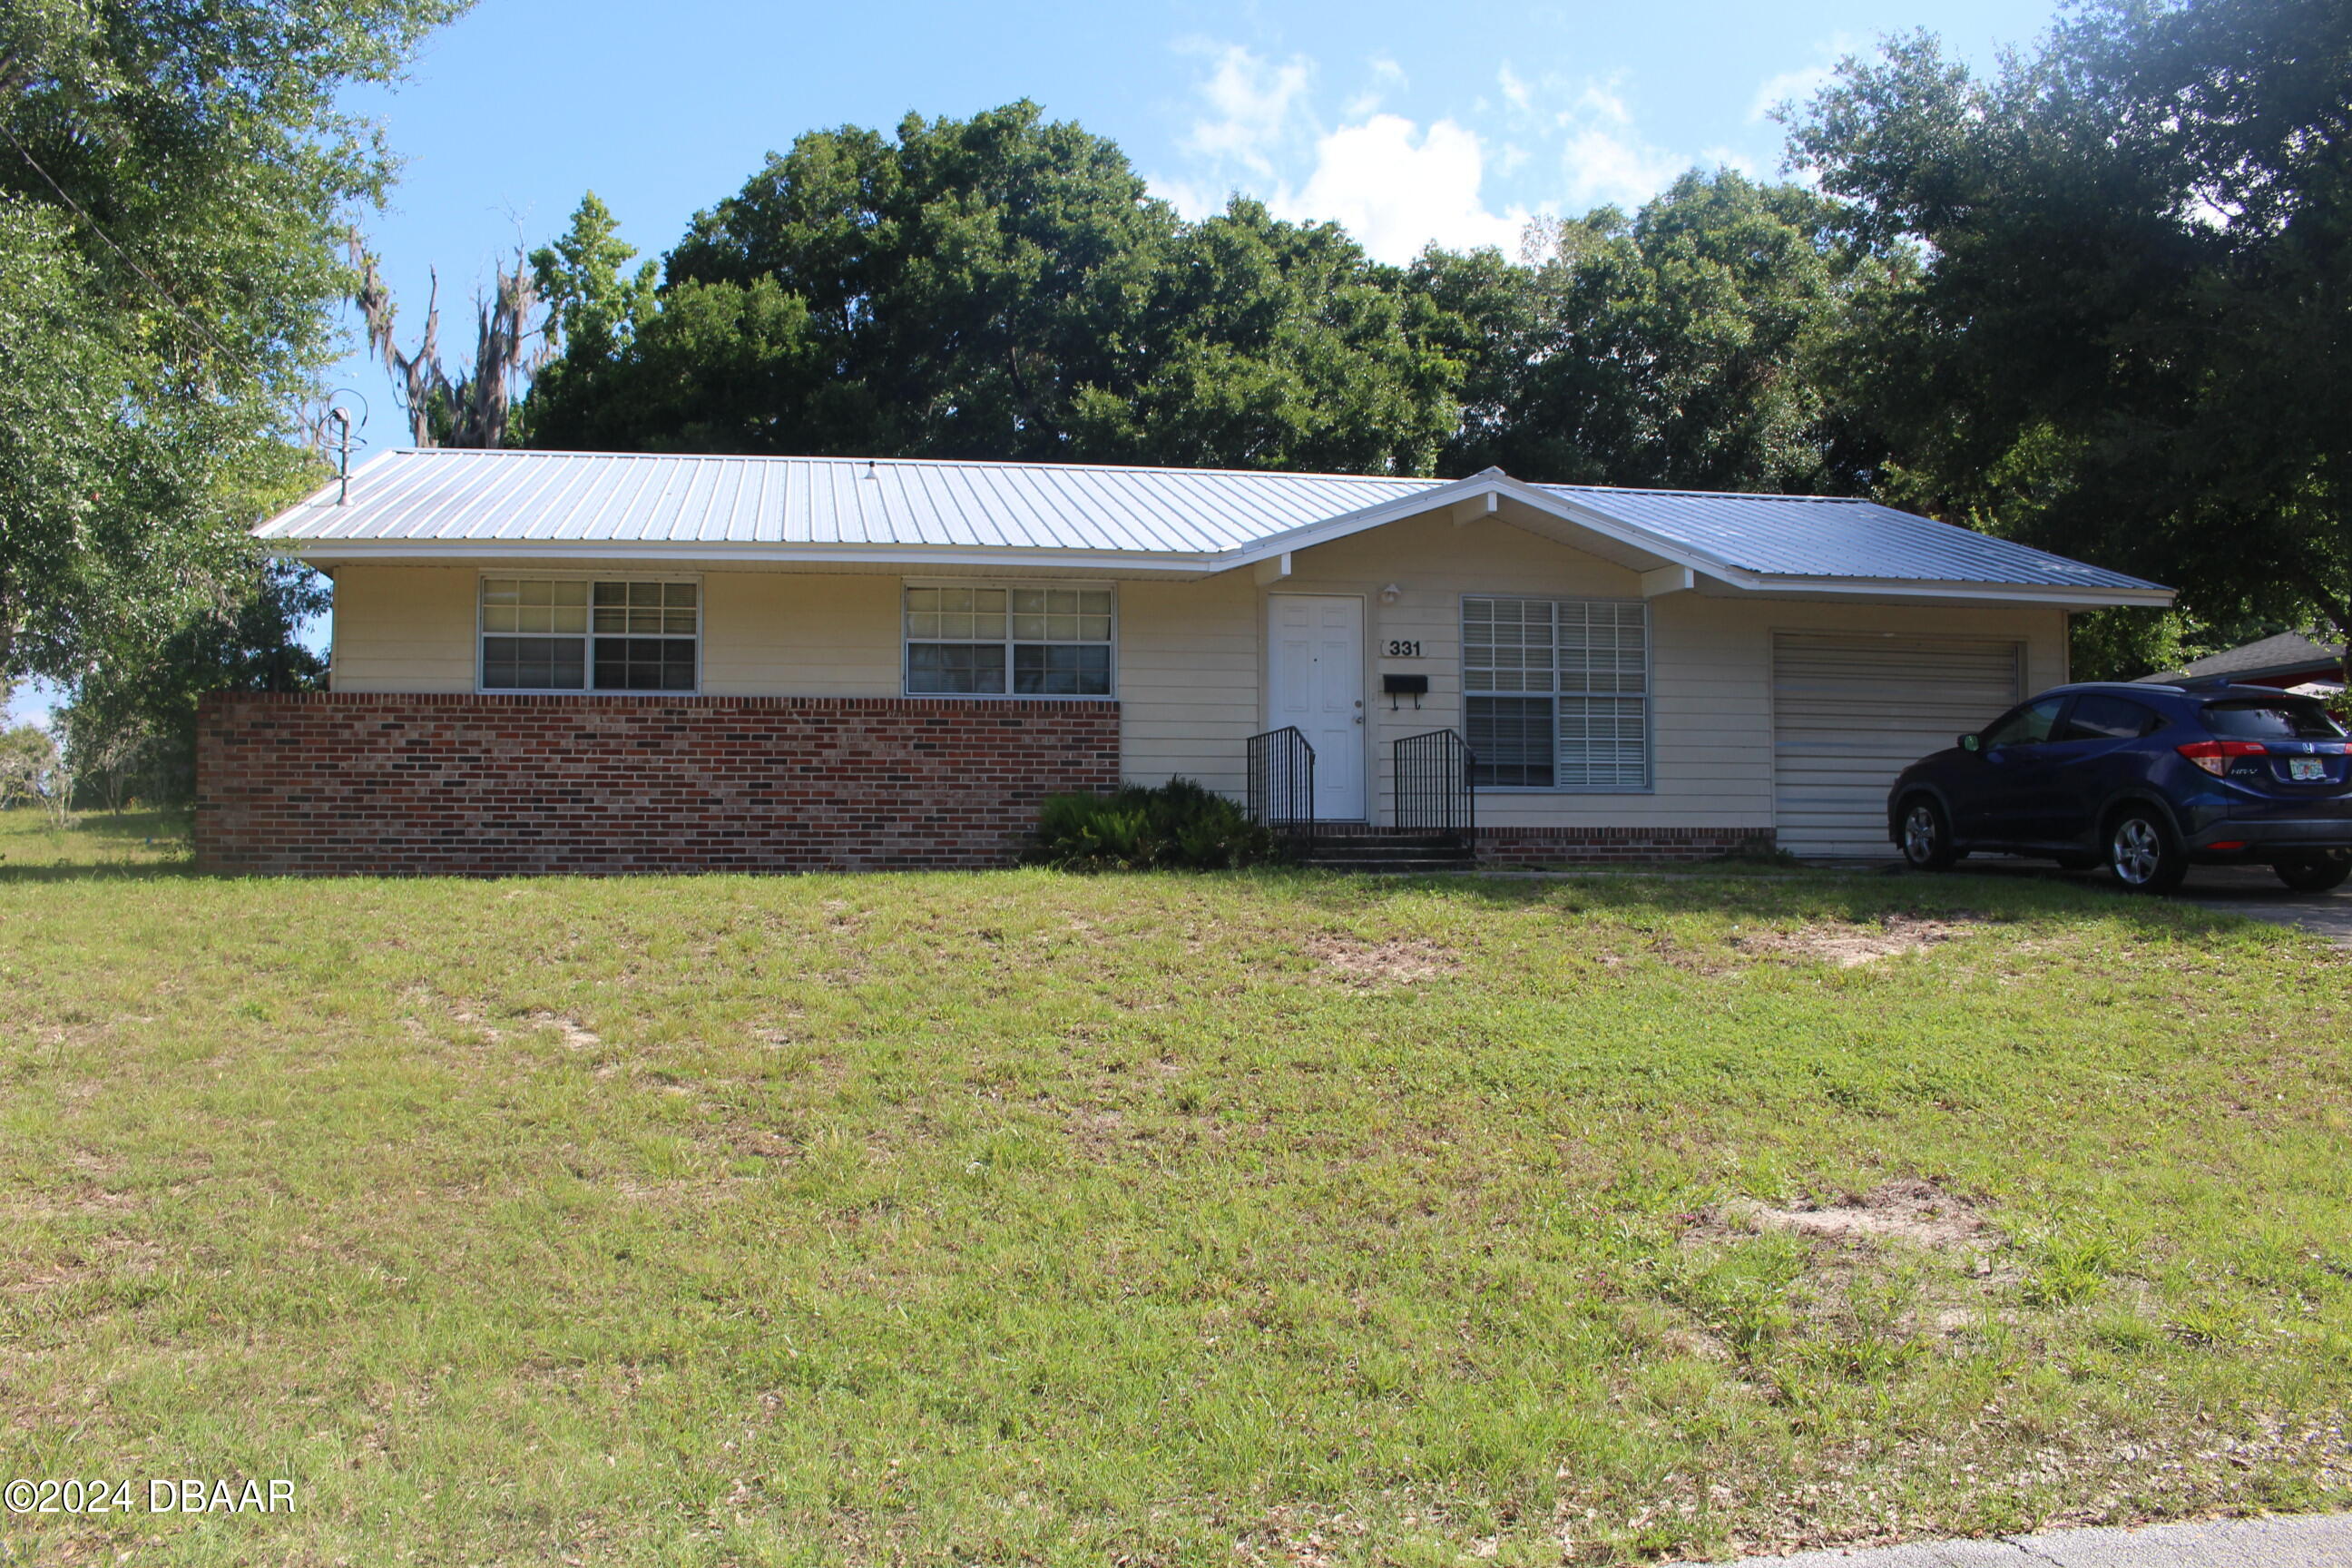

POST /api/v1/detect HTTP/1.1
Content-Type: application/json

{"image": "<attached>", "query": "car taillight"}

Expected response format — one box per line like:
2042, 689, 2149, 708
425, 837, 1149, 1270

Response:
2177, 740, 2269, 777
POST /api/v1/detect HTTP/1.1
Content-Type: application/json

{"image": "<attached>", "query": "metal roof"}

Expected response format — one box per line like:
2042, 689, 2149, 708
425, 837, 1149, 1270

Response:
260, 448, 1429, 554
257, 447, 2171, 602
1533, 485, 2153, 590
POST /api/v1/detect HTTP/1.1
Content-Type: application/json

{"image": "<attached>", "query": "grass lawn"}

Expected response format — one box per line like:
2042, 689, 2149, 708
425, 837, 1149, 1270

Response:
2, 809, 2347, 1566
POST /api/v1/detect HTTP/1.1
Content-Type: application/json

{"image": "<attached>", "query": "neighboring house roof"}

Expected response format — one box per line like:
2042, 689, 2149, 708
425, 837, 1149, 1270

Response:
257, 447, 2173, 607
2137, 630, 2347, 687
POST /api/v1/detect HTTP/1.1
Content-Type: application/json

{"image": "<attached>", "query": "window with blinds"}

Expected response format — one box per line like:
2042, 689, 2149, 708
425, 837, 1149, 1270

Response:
479, 578, 699, 692
1462, 596, 1650, 789
903, 584, 1114, 696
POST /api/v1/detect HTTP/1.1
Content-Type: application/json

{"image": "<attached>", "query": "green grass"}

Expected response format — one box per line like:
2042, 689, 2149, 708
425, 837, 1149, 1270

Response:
2, 809, 2347, 1565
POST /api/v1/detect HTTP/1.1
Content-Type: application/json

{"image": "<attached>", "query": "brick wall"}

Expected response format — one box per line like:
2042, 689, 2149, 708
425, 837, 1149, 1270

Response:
196, 692, 1121, 875
1473, 825, 1775, 867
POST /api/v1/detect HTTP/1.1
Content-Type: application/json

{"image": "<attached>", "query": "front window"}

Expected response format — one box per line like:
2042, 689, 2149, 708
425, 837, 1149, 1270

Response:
904, 584, 1113, 695
479, 577, 698, 691
1980, 697, 2064, 749
1462, 596, 1650, 789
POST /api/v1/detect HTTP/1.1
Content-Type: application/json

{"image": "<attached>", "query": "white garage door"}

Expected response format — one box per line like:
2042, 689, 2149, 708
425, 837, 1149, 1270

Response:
1772, 633, 2024, 858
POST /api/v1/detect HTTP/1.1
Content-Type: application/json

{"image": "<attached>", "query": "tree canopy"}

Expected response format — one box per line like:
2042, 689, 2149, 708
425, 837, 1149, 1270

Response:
1421, 170, 1883, 492
1788, 0, 2352, 673
524, 104, 1469, 475
520, 106, 1881, 491
0, 0, 466, 731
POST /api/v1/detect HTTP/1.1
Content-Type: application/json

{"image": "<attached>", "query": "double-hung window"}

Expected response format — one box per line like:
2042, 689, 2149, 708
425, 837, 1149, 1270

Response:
479, 577, 700, 691
1462, 596, 1650, 789
904, 584, 1114, 695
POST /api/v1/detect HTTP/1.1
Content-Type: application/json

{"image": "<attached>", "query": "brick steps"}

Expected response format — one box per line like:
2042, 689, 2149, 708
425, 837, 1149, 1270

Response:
1296, 833, 1478, 874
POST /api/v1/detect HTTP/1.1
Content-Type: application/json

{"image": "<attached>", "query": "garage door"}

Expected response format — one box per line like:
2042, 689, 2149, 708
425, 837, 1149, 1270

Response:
1772, 633, 2024, 857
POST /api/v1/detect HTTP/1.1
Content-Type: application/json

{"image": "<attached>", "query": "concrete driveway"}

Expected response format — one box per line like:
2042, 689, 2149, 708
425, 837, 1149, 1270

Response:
1908, 858, 2352, 946
2173, 863, 2352, 946
1729, 1511, 2352, 1566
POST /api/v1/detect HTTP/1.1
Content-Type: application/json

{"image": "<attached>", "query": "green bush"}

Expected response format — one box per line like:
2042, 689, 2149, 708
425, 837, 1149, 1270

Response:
1033, 779, 1280, 870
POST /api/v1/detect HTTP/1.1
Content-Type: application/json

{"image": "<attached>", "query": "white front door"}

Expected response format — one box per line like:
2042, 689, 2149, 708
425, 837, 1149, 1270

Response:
1269, 594, 1366, 820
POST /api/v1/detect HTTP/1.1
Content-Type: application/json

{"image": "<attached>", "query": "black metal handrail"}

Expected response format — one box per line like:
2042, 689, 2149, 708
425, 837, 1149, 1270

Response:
1246, 726, 1316, 843
1393, 728, 1475, 838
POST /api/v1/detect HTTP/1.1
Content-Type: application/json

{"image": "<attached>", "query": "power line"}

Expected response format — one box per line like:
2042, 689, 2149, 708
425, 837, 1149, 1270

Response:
0, 117, 245, 364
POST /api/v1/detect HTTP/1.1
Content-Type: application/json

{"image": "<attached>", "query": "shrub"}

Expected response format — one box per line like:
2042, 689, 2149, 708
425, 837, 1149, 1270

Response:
1033, 778, 1280, 870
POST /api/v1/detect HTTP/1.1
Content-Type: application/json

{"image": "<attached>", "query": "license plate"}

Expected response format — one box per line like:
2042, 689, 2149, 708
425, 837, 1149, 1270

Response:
2289, 757, 2328, 781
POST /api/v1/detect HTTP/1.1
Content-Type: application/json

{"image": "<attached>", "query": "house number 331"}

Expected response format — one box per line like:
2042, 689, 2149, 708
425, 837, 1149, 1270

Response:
1385, 639, 1422, 657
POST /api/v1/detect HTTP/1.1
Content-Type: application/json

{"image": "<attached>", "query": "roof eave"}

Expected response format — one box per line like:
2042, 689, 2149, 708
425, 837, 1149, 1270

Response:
264, 537, 1232, 576
1693, 572, 2177, 608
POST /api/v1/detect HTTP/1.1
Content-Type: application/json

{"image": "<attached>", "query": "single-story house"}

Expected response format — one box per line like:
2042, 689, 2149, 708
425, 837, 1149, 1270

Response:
197, 448, 2172, 874
2138, 630, 2347, 697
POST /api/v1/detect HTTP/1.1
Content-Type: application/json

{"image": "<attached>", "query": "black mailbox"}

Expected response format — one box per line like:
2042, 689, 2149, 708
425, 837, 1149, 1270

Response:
1381, 672, 1429, 710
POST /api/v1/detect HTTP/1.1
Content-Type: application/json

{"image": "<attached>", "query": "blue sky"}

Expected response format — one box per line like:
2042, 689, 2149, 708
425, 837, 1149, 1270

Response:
9, 0, 2067, 730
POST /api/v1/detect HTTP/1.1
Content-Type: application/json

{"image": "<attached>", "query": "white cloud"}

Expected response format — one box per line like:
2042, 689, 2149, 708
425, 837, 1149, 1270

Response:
1570, 78, 1635, 128
1748, 34, 1862, 122
1559, 127, 1681, 209
1342, 55, 1406, 120
1748, 63, 1835, 123
1159, 40, 1724, 260
1497, 64, 1532, 113
1178, 44, 1313, 175
1277, 114, 1530, 263
1550, 79, 1683, 209
1696, 143, 1764, 178
1151, 174, 1229, 222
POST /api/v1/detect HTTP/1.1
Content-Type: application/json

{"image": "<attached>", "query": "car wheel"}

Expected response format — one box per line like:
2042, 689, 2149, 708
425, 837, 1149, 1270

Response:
2106, 807, 2186, 894
1898, 795, 1958, 871
2273, 852, 2352, 894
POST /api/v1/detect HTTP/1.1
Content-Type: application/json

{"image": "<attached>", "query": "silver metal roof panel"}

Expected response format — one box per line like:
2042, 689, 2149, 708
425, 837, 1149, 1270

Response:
1540, 485, 2149, 588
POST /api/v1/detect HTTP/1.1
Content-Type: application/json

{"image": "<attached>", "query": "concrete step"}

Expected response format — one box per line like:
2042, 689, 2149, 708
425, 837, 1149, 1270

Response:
1304, 864, 1479, 875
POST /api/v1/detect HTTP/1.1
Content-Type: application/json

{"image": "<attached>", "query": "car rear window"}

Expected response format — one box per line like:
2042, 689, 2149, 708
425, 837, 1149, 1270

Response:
2201, 700, 2346, 740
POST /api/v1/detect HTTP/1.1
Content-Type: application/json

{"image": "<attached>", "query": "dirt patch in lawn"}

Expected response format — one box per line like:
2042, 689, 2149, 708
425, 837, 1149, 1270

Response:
1784, 1178, 1994, 1249
1712, 1178, 2001, 1253
1302, 934, 1462, 989
1730, 914, 1990, 968
525, 1011, 601, 1049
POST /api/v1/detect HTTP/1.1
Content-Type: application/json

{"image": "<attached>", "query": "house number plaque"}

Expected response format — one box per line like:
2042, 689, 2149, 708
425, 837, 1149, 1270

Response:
1384, 640, 1423, 658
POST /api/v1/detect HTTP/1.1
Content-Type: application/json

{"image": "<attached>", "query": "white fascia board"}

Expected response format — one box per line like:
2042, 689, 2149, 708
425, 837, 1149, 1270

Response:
1700, 573, 2177, 608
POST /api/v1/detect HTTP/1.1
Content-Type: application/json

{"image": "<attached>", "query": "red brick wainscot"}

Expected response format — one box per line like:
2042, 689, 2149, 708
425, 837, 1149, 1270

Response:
195, 692, 1122, 875
1473, 826, 1776, 866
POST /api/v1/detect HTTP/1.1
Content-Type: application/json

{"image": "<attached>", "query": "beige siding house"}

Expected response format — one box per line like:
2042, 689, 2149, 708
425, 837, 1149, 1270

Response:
220, 448, 2171, 874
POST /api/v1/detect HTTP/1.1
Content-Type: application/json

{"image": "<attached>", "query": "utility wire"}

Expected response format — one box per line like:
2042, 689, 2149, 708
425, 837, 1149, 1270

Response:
0, 117, 245, 364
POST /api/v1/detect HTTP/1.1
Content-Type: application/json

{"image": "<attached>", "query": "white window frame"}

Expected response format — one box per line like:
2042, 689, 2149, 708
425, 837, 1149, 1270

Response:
475, 571, 704, 695
900, 580, 1119, 700
1461, 594, 1653, 793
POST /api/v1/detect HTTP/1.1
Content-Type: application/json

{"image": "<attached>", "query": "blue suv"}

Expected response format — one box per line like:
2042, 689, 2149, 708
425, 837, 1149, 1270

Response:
1887, 681, 2352, 893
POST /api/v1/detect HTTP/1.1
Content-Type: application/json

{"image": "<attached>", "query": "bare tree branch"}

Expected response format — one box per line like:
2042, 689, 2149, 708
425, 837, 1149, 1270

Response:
347, 230, 547, 448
